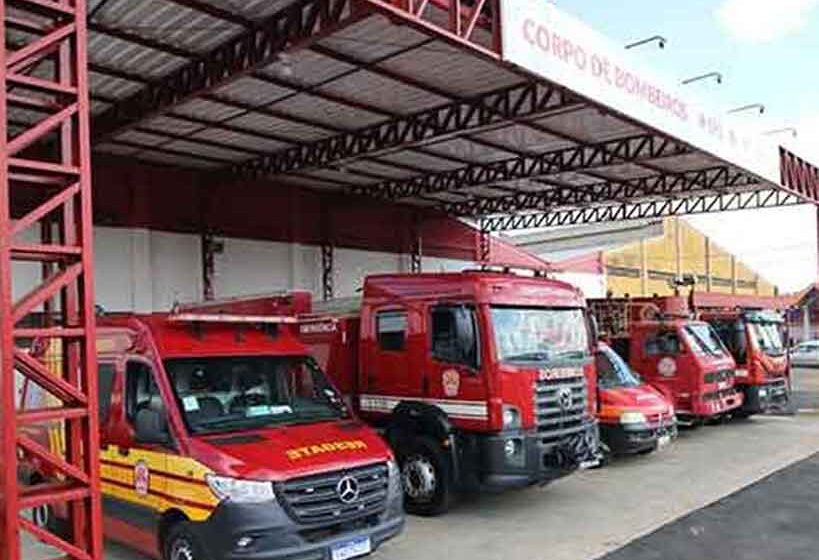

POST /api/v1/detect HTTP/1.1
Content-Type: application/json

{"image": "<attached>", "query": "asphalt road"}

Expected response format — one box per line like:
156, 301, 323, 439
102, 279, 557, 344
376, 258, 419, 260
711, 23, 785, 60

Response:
791, 366, 819, 411
23, 412, 819, 560
599, 452, 819, 560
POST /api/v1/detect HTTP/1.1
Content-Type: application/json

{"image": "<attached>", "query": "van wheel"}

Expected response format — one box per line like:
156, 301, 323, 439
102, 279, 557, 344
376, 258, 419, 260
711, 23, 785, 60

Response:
29, 476, 68, 538
164, 522, 209, 560
399, 437, 453, 516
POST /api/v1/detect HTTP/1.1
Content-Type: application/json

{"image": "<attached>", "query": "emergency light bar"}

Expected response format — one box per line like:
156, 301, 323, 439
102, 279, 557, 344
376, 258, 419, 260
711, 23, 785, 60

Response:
168, 313, 298, 324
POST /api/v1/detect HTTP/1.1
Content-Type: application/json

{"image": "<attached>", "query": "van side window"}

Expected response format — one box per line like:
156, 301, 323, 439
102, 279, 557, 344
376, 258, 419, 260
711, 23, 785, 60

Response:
431, 305, 480, 370
125, 361, 160, 423
644, 331, 681, 356
97, 363, 116, 424
377, 311, 407, 351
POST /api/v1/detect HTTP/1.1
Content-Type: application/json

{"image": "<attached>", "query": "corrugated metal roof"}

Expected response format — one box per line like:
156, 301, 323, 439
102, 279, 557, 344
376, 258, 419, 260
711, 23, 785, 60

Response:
318, 15, 429, 63
92, 0, 241, 53
227, 113, 330, 142
319, 70, 447, 115
197, 0, 303, 22
88, 32, 187, 79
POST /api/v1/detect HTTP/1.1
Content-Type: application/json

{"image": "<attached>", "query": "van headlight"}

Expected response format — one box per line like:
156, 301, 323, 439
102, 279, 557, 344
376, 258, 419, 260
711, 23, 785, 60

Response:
502, 405, 521, 429
205, 474, 276, 504
619, 411, 647, 425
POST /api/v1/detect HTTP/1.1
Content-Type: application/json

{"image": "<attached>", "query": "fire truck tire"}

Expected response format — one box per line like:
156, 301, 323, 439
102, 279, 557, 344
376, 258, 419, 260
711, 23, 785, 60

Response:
163, 521, 210, 560
399, 436, 453, 516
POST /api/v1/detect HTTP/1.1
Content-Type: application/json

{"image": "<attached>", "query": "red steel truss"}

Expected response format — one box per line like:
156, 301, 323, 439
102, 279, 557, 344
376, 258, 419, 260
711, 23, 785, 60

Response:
1, 1, 102, 559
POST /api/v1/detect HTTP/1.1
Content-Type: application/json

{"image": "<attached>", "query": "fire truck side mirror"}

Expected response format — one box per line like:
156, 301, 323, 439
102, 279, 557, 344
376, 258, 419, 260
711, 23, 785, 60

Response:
134, 408, 171, 445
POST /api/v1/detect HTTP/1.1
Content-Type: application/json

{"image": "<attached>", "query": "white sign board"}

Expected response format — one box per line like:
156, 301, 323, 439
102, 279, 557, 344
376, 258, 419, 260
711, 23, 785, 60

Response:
500, 0, 782, 185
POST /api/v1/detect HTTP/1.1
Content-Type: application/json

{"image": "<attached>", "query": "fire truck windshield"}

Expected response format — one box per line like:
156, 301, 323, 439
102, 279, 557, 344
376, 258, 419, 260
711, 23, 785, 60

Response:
491, 307, 589, 364
684, 324, 727, 357
164, 356, 347, 434
748, 322, 785, 357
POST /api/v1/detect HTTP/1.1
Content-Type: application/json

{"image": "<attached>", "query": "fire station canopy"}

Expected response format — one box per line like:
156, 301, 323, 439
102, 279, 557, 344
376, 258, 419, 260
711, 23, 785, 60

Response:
9, 0, 819, 232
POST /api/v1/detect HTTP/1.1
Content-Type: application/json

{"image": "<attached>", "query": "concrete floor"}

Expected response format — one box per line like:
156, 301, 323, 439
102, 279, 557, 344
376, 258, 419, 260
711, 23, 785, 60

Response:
22, 368, 819, 560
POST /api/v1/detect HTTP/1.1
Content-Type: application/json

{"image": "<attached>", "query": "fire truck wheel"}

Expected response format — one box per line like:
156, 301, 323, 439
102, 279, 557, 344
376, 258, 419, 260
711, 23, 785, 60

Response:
400, 437, 453, 516
164, 521, 210, 560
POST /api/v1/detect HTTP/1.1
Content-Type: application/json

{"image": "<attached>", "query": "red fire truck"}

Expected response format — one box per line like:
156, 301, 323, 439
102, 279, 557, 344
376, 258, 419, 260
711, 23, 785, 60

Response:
589, 296, 743, 425
20, 305, 403, 560
298, 271, 602, 515
692, 292, 791, 415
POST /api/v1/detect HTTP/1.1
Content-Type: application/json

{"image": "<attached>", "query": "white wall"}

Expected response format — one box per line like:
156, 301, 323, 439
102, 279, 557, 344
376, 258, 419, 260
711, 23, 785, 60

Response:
10, 226, 523, 313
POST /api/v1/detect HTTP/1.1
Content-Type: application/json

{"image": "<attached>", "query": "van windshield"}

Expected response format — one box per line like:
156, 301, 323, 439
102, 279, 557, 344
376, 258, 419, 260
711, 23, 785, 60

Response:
491, 307, 590, 363
164, 356, 347, 435
596, 345, 641, 389
748, 322, 785, 357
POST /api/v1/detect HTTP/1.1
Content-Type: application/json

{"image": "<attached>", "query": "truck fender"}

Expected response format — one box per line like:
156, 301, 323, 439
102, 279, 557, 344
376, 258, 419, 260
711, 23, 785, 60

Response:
385, 401, 461, 483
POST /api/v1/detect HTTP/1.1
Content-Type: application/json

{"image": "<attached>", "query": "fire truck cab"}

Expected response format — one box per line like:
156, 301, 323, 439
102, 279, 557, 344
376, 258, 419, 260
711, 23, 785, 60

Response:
589, 296, 743, 425
23, 307, 403, 560
693, 293, 791, 415
300, 271, 602, 515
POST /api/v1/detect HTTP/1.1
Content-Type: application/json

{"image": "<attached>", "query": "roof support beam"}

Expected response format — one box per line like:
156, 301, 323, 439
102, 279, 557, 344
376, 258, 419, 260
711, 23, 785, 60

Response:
351, 133, 691, 200
232, 81, 582, 178
482, 189, 802, 232
92, 0, 365, 141
445, 167, 758, 217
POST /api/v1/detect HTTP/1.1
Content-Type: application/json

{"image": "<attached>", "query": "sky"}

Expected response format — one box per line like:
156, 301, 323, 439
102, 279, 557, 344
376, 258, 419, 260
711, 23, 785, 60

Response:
552, 0, 819, 292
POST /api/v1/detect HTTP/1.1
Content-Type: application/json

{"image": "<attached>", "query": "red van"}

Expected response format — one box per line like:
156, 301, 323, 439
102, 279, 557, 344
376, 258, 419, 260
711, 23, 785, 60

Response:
595, 343, 677, 456
21, 310, 403, 560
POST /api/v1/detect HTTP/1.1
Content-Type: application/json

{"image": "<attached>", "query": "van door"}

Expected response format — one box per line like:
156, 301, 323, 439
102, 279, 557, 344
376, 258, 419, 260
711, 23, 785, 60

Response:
425, 304, 486, 423
99, 359, 169, 536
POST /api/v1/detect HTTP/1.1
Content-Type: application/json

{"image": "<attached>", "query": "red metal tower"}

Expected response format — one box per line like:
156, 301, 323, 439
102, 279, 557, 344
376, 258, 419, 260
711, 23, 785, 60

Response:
0, 1, 102, 559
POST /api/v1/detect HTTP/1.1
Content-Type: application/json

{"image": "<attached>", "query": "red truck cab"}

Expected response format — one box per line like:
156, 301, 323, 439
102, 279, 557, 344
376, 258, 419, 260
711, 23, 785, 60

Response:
300, 271, 602, 515
693, 293, 790, 415
590, 297, 743, 425
22, 309, 403, 560
595, 342, 677, 456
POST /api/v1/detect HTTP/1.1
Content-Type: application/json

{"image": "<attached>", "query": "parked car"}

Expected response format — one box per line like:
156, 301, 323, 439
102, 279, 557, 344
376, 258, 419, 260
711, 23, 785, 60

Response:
790, 340, 819, 367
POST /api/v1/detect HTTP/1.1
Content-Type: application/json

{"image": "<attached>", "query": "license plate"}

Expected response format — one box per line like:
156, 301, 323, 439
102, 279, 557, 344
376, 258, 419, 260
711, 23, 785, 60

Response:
579, 459, 600, 469
657, 435, 671, 448
718, 381, 728, 390
331, 537, 372, 560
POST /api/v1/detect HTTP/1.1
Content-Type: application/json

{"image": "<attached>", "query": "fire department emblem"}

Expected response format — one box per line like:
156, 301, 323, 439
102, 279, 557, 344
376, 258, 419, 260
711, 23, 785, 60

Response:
557, 387, 574, 410
134, 460, 150, 496
442, 369, 460, 397
658, 357, 677, 378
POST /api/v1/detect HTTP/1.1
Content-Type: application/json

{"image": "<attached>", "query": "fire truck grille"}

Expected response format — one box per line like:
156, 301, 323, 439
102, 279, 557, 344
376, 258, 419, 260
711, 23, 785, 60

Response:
704, 369, 735, 384
534, 376, 589, 446
278, 462, 389, 526
702, 388, 738, 401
